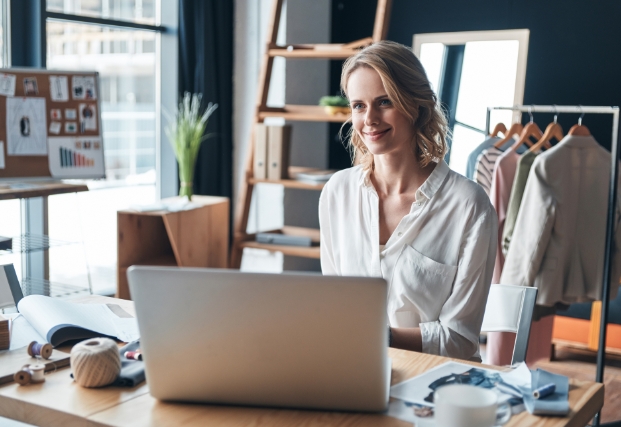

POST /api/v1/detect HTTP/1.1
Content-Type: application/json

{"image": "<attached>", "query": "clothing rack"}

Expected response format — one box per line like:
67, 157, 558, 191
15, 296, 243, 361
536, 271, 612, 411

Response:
485, 105, 619, 426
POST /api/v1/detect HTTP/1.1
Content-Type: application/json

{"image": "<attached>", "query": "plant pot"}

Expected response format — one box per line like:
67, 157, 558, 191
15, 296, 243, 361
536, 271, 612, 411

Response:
323, 106, 351, 115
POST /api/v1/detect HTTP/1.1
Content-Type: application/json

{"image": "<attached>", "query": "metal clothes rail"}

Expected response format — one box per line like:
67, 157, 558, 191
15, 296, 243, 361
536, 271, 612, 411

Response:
485, 105, 620, 426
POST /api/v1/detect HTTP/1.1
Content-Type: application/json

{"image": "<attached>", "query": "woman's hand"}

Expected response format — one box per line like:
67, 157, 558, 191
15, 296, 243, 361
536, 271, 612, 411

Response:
389, 327, 423, 352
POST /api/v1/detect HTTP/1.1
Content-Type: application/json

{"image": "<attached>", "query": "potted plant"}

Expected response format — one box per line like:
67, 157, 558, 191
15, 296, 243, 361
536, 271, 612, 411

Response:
319, 95, 350, 115
166, 92, 218, 200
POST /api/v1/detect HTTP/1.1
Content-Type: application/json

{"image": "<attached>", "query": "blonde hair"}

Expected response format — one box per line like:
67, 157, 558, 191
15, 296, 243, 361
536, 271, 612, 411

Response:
340, 40, 449, 169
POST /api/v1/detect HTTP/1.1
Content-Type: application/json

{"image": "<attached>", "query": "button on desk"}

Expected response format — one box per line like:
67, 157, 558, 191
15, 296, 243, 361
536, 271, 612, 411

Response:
0, 296, 604, 427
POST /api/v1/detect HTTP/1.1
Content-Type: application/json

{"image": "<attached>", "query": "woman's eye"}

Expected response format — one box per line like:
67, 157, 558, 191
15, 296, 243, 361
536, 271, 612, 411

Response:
379, 99, 392, 106
352, 103, 365, 110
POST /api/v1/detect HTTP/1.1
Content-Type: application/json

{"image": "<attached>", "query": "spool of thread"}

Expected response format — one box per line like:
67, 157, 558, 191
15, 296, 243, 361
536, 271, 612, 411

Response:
28, 341, 53, 359
124, 350, 142, 361
533, 383, 556, 399
70, 338, 121, 388
14, 363, 46, 385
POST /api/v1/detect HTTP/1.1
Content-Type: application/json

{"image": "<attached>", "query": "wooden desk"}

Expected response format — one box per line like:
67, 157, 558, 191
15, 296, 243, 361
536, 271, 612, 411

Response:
0, 296, 604, 427
0, 181, 88, 201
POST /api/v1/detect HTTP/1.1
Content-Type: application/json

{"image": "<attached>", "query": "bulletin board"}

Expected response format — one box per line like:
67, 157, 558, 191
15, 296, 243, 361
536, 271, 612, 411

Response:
0, 68, 105, 180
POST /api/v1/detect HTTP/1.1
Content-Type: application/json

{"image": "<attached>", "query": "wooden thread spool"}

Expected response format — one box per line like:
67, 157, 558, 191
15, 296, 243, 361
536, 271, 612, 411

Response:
14, 363, 46, 385
28, 341, 53, 359
124, 350, 142, 361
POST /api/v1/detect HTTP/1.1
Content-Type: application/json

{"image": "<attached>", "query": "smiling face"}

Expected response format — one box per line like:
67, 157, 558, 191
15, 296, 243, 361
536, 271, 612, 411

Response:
347, 66, 416, 159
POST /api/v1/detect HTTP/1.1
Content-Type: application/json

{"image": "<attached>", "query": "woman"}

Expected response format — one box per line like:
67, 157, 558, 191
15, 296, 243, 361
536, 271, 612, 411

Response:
319, 41, 497, 361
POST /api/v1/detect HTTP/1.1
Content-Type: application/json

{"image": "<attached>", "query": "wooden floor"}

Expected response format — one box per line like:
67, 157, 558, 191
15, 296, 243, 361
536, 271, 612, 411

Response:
534, 345, 621, 424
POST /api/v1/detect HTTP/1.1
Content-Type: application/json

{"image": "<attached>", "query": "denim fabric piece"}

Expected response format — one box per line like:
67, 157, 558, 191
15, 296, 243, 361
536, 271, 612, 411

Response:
522, 369, 569, 416
111, 340, 145, 387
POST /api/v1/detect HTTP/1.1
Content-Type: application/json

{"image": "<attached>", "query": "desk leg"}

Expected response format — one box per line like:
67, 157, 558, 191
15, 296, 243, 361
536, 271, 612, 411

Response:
20, 196, 49, 296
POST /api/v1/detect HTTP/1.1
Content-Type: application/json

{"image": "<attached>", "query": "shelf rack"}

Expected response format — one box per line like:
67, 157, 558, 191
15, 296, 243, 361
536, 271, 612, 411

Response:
231, 0, 392, 268
486, 104, 619, 426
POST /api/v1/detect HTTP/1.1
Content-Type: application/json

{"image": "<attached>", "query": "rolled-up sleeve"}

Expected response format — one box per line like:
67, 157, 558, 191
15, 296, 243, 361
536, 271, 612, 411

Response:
419, 209, 497, 361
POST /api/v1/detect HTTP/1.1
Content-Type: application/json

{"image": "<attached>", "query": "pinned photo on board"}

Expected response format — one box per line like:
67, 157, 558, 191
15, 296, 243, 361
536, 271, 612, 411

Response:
0, 74, 16, 97
6, 97, 48, 155
47, 136, 105, 178
50, 109, 62, 120
79, 103, 97, 132
65, 108, 77, 120
49, 76, 69, 102
65, 122, 77, 134
72, 76, 97, 100
83, 141, 92, 149
23, 78, 38, 95
49, 121, 61, 135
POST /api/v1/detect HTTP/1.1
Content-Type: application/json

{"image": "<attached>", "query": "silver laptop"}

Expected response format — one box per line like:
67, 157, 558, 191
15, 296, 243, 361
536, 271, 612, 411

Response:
127, 266, 390, 412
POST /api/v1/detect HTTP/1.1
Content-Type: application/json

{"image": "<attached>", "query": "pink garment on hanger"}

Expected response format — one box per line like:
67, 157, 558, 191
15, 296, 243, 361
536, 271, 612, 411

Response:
486, 316, 555, 366
489, 149, 520, 284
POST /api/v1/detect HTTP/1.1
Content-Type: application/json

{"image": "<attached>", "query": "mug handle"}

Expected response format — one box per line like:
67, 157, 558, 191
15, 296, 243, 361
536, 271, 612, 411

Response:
495, 402, 512, 426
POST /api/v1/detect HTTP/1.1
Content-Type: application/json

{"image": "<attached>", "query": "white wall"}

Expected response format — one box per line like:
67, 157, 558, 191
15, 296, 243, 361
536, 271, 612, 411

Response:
233, 0, 331, 272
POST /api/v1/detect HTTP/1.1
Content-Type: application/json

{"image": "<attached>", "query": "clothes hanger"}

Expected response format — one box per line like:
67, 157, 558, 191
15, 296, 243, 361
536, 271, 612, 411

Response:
489, 122, 507, 137
529, 107, 564, 152
568, 106, 591, 136
510, 107, 542, 151
493, 122, 524, 148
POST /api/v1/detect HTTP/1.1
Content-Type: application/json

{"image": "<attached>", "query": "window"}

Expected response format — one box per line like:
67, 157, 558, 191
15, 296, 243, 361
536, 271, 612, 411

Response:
47, 0, 156, 25
42, 1, 176, 295
414, 30, 529, 176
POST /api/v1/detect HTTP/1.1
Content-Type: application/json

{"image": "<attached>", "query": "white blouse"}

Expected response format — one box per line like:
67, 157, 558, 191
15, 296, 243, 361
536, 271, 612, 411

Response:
319, 160, 498, 361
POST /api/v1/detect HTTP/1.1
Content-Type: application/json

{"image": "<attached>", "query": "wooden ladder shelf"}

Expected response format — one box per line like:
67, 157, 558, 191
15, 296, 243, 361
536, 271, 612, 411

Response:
230, 0, 392, 268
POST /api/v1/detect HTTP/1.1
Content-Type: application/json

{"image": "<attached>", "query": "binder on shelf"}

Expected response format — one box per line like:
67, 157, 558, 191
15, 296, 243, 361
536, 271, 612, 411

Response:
267, 125, 292, 180
253, 124, 268, 179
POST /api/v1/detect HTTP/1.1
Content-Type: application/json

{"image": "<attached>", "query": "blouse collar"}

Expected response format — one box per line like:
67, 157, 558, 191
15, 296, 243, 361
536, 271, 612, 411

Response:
359, 159, 450, 201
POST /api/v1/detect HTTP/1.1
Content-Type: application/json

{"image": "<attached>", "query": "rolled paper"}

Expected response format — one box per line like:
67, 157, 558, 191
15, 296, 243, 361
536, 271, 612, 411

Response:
124, 350, 142, 361
70, 338, 122, 388
533, 382, 556, 399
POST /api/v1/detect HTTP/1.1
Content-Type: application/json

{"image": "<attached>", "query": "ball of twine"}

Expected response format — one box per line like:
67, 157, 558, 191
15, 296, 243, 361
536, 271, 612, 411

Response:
70, 338, 121, 388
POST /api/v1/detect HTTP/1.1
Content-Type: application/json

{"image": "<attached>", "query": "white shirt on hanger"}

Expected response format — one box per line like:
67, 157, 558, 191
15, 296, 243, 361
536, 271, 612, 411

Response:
319, 160, 498, 361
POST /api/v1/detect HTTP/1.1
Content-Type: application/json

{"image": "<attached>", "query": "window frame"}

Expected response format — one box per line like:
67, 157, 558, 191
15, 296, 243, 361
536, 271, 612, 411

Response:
413, 29, 530, 126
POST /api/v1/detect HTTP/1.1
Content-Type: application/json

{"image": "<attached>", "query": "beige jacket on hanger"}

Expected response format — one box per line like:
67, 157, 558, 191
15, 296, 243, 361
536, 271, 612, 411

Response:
500, 134, 621, 306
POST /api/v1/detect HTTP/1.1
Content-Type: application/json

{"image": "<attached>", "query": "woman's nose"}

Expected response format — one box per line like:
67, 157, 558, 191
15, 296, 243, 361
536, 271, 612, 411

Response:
364, 106, 380, 126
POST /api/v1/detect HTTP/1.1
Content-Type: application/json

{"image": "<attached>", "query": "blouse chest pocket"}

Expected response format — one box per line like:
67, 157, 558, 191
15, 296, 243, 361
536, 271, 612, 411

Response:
390, 244, 458, 322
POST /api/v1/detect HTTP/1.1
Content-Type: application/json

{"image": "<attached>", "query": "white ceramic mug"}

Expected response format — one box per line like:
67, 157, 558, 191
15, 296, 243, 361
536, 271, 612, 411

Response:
434, 384, 512, 427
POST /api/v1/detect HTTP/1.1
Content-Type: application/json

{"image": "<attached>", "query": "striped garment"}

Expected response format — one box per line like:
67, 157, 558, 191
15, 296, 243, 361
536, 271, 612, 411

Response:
473, 147, 503, 196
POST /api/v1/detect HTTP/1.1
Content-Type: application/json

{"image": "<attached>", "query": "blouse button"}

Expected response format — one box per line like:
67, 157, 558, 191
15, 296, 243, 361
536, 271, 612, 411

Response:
415, 202, 422, 206
397, 232, 403, 237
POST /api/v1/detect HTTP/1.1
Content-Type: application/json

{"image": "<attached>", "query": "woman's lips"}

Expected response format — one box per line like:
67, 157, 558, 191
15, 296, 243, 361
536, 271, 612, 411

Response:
364, 128, 390, 141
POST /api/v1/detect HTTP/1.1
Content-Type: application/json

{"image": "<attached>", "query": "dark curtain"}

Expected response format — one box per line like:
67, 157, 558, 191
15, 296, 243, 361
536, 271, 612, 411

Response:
178, 0, 233, 199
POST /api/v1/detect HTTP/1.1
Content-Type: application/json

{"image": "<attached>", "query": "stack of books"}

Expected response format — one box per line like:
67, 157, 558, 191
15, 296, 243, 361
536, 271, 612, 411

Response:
294, 169, 336, 184
0, 315, 8, 350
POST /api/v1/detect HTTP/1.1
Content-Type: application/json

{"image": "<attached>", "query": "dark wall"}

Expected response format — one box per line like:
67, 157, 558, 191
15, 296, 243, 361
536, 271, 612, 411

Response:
389, 0, 621, 149
330, 0, 621, 161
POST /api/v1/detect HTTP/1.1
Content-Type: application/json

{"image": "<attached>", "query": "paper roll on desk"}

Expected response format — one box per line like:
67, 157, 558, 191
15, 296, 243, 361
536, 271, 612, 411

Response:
71, 338, 122, 388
